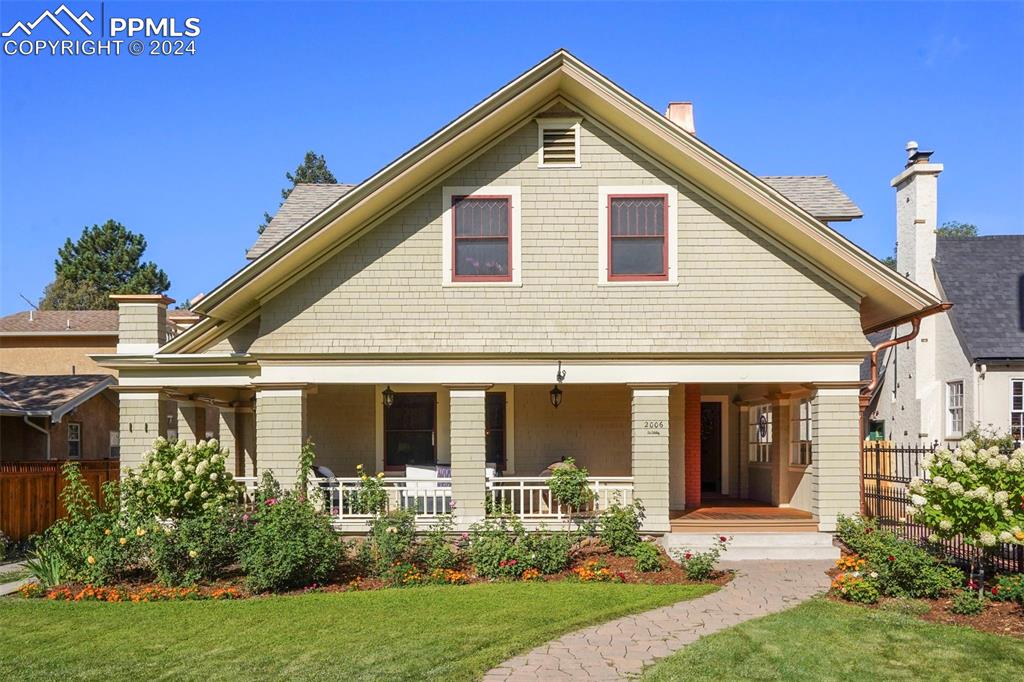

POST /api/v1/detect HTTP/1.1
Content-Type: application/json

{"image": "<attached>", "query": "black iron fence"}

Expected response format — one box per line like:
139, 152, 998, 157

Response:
862, 441, 1024, 573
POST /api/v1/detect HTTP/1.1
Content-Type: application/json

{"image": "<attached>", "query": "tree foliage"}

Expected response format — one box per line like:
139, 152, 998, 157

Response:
937, 220, 979, 238
257, 151, 337, 234
39, 219, 170, 310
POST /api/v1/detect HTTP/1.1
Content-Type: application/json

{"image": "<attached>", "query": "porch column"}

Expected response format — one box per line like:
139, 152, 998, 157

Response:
218, 407, 255, 477
631, 386, 671, 533
738, 404, 750, 498
118, 391, 166, 473
449, 389, 487, 529
175, 401, 206, 444
811, 386, 861, 531
683, 384, 701, 509
255, 387, 307, 490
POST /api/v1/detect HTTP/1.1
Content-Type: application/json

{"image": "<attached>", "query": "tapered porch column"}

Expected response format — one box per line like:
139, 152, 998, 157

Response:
218, 407, 255, 477
811, 386, 861, 531
683, 384, 702, 509
255, 387, 307, 490
449, 388, 487, 529
631, 386, 671, 533
118, 390, 167, 473
175, 401, 206, 444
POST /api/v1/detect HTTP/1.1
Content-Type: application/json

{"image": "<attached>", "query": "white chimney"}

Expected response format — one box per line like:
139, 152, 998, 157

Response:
891, 141, 943, 295
665, 102, 695, 135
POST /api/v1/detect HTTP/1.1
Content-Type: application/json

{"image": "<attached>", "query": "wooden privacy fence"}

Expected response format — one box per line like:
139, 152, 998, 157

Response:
0, 460, 119, 543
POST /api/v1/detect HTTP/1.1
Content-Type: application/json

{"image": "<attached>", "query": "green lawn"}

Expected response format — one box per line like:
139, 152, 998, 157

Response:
0, 582, 714, 681
642, 598, 1024, 682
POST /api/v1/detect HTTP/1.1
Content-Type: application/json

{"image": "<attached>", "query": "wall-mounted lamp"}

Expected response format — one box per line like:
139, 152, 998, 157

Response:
549, 361, 566, 408
382, 385, 396, 408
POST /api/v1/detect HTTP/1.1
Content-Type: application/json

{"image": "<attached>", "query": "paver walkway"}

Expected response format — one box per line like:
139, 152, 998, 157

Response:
484, 560, 833, 681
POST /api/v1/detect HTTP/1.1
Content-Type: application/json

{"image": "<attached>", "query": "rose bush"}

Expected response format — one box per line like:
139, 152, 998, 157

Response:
909, 439, 1024, 551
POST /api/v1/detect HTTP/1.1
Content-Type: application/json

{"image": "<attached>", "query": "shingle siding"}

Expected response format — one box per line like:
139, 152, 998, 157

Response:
242, 116, 865, 357
812, 388, 861, 531
632, 389, 671, 533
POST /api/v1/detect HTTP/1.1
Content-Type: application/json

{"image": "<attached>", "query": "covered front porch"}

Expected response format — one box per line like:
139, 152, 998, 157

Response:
119, 376, 862, 534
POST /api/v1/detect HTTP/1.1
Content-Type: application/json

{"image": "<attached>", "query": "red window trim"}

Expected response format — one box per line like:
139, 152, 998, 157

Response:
451, 195, 513, 282
607, 193, 669, 282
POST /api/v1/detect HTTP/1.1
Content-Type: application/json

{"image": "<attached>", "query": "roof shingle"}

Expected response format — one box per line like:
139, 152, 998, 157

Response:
0, 373, 114, 416
0, 310, 118, 334
246, 184, 356, 260
935, 235, 1024, 361
760, 176, 863, 221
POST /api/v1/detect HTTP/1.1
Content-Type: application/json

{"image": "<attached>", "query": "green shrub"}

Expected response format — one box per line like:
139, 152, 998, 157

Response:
630, 542, 663, 572
366, 510, 417, 576
24, 547, 64, 588
467, 516, 528, 578
835, 515, 961, 598
522, 532, 573, 574
991, 574, 1024, 604
147, 508, 245, 586
950, 589, 987, 615
673, 536, 729, 582
240, 488, 341, 592
843, 578, 880, 604
351, 464, 388, 515
0, 530, 9, 562
547, 458, 594, 510
120, 438, 242, 521
418, 516, 460, 572
599, 501, 645, 555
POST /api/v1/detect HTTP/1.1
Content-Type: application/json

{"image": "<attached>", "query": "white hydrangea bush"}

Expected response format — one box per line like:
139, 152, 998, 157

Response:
909, 438, 1024, 550
121, 437, 242, 520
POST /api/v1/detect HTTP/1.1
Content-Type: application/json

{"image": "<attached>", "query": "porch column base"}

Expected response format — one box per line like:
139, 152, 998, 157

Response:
631, 387, 671, 533
255, 387, 307, 490
450, 389, 487, 530
812, 386, 861, 532
118, 391, 166, 473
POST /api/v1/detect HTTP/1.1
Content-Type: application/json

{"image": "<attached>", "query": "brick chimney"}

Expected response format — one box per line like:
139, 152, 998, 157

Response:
891, 141, 943, 295
665, 102, 695, 135
110, 294, 174, 354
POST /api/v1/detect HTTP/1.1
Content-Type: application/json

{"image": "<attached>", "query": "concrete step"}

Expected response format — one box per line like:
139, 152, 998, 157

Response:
660, 532, 840, 561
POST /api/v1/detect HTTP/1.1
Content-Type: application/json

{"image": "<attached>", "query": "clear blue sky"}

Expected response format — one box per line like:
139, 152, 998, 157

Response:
2, 1, 1022, 314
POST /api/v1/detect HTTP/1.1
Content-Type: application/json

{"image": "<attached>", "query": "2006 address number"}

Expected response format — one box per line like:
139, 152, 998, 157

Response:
643, 420, 665, 429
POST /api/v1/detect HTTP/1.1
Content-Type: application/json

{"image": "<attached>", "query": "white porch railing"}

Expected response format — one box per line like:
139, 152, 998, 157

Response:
237, 474, 634, 525
488, 476, 633, 521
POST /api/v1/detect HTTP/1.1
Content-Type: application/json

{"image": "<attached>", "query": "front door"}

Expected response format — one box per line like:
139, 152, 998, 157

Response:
384, 393, 436, 470
700, 402, 722, 493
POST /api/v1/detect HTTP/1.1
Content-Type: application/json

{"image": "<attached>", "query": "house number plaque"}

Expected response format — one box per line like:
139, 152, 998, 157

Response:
643, 420, 665, 435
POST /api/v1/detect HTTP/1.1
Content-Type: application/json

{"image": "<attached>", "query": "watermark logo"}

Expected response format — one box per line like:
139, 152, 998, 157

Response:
3, 3, 201, 57
2, 4, 94, 37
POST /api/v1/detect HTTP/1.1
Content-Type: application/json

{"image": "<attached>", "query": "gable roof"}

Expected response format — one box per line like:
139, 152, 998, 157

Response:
0, 372, 115, 422
165, 50, 941, 354
759, 176, 863, 222
934, 235, 1024, 361
0, 310, 117, 336
247, 176, 863, 259
247, 184, 357, 260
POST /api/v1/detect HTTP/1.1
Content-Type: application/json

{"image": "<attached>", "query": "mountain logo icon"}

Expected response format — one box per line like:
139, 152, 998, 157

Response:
2, 4, 95, 37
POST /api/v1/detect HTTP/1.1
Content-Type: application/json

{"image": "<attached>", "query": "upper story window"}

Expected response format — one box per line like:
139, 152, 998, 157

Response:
748, 404, 772, 464
1011, 379, 1023, 445
68, 422, 82, 459
791, 398, 813, 466
442, 186, 521, 286
536, 117, 581, 168
946, 380, 964, 438
598, 186, 677, 284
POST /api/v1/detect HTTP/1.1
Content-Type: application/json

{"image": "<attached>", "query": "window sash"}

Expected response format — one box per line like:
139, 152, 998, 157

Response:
748, 404, 772, 464
68, 422, 81, 459
1012, 380, 1024, 443
947, 381, 964, 435
452, 196, 512, 281
791, 399, 813, 466
608, 195, 668, 280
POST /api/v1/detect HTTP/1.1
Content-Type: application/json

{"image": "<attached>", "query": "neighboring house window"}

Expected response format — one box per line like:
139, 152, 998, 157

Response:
1012, 379, 1023, 444
536, 117, 581, 168
442, 186, 521, 286
485, 392, 506, 472
791, 398, 813, 466
748, 404, 772, 464
68, 422, 82, 459
946, 381, 964, 437
598, 186, 677, 284
384, 393, 436, 470
608, 195, 668, 280
109, 430, 120, 459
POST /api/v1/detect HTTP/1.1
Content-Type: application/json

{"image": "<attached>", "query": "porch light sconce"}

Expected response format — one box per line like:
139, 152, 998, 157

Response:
549, 361, 566, 408
382, 385, 396, 409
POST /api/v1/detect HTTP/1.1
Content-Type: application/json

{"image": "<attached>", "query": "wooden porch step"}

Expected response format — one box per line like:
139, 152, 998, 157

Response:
669, 518, 820, 533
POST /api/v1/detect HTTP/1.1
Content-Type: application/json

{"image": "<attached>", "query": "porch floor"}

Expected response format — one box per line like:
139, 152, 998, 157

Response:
669, 496, 818, 533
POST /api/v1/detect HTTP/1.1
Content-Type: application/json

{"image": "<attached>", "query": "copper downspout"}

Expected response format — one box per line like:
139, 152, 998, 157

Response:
858, 302, 953, 513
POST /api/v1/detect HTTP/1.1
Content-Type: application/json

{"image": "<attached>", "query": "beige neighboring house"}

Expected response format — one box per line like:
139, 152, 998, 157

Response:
95, 52, 943, 557
866, 145, 1024, 446
0, 311, 119, 461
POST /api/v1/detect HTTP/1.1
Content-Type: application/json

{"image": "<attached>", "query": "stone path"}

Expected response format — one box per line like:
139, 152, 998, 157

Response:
484, 560, 833, 681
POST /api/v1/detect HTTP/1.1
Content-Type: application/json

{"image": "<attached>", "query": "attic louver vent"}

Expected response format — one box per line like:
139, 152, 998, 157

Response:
537, 118, 581, 168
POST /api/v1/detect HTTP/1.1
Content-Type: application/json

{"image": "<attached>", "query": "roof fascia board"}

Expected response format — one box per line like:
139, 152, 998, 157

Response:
50, 376, 116, 423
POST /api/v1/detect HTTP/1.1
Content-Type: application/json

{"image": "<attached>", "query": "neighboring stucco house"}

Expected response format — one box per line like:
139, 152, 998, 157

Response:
0, 311, 119, 461
866, 146, 1024, 446
96, 52, 940, 550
